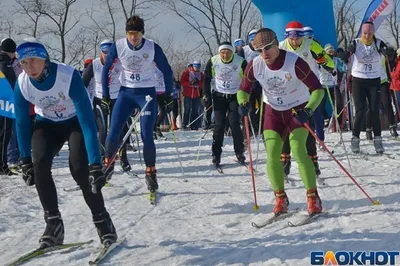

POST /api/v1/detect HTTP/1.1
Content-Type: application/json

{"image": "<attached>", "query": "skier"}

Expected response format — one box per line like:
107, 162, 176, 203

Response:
279, 21, 334, 177
234, 39, 245, 57
242, 30, 260, 63
348, 21, 388, 153
180, 61, 204, 130
237, 28, 324, 215
203, 41, 247, 166
102, 15, 173, 193
82, 39, 132, 172
14, 38, 117, 247
154, 67, 173, 139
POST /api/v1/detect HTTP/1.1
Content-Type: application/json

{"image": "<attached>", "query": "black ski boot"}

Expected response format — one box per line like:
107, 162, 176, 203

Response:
390, 125, 399, 138
156, 127, 165, 139
236, 153, 246, 164
145, 167, 158, 192
212, 153, 221, 166
366, 128, 373, 141
39, 210, 64, 248
281, 153, 291, 176
120, 157, 131, 172
93, 211, 117, 245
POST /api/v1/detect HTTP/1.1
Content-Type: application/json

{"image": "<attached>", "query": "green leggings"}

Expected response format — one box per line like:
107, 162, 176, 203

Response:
264, 128, 316, 191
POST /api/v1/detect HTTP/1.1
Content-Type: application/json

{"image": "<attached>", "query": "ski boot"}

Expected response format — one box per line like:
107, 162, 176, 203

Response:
212, 153, 221, 166
120, 157, 132, 172
373, 136, 385, 154
281, 153, 291, 176
350, 136, 360, 153
309, 155, 321, 176
93, 211, 118, 245
39, 210, 64, 248
307, 188, 323, 215
236, 153, 246, 164
390, 125, 399, 138
103, 158, 115, 181
156, 127, 165, 139
365, 128, 373, 141
0, 165, 18, 176
273, 190, 289, 215
145, 167, 158, 192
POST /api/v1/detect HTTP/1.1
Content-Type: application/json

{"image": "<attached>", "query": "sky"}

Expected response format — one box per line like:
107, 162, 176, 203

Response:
0, 0, 399, 64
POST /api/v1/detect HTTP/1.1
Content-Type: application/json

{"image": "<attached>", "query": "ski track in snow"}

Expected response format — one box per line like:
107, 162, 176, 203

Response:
1, 130, 400, 266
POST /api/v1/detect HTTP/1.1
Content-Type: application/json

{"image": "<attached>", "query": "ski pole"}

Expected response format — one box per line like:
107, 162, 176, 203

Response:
131, 115, 143, 166
244, 115, 259, 211
186, 105, 213, 129
167, 113, 187, 181
255, 97, 264, 171
106, 95, 153, 171
296, 111, 379, 205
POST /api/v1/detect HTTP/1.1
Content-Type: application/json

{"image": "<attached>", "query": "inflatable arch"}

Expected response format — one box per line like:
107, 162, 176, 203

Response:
252, 0, 337, 47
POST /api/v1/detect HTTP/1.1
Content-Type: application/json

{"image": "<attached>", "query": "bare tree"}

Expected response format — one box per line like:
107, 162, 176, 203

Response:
0, 11, 18, 38
33, 0, 81, 63
14, 0, 43, 38
163, 0, 261, 56
386, 0, 400, 48
66, 28, 100, 67
119, 0, 158, 20
86, 0, 120, 42
334, 0, 361, 49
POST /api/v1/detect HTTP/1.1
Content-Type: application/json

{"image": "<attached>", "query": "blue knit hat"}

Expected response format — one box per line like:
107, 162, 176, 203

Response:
16, 37, 48, 61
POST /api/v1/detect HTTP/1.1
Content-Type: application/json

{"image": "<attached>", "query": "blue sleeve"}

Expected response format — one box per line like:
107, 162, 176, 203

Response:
14, 82, 33, 159
154, 43, 173, 96
102, 43, 118, 98
69, 70, 101, 165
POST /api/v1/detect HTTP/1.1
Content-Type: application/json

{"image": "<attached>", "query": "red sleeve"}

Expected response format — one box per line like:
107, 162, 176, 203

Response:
239, 60, 257, 94
294, 57, 322, 92
180, 70, 190, 88
392, 61, 400, 80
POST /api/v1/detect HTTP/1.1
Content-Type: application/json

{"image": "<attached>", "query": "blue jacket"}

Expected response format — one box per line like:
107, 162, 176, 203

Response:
102, 38, 173, 98
14, 62, 101, 165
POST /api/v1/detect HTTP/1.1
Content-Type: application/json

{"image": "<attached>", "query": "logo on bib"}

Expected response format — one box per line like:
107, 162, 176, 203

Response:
302, 52, 309, 59
265, 76, 286, 94
143, 53, 149, 59
58, 92, 66, 100
285, 72, 292, 81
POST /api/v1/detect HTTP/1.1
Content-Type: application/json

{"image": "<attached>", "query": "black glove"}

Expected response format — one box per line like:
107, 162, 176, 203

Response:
347, 42, 356, 54
331, 70, 337, 76
293, 108, 313, 124
164, 94, 174, 113
20, 157, 34, 186
100, 97, 111, 116
238, 103, 249, 117
201, 95, 211, 107
89, 164, 107, 194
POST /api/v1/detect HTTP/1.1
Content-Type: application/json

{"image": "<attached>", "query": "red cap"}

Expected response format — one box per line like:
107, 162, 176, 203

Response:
285, 21, 304, 38
84, 58, 93, 65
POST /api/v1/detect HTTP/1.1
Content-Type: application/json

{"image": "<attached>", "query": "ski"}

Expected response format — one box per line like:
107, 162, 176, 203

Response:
149, 191, 157, 205
287, 212, 326, 227
252, 209, 300, 229
63, 186, 80, 192
88, 237, 125, 265
233, 159, 262, 175
7, 240, 93, 266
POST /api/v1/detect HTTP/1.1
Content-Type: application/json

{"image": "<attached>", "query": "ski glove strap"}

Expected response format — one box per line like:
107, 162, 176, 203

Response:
293, 108, 313, 124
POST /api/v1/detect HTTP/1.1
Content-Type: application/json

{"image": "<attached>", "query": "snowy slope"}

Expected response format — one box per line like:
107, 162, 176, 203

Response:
1, 129, 400, 266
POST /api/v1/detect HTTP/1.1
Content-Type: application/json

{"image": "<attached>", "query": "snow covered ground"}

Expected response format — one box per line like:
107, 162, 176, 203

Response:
1, 129, 400, 266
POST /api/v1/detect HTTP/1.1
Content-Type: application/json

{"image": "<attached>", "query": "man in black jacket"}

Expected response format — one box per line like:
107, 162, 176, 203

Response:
0, 38, 17, 175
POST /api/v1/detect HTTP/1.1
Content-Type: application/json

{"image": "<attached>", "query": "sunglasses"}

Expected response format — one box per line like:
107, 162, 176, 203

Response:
256, 43, 275, 53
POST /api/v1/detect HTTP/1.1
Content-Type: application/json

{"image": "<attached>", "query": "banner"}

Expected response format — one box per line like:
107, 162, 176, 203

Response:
252, 0, 337, 47
356, 0, 396, 37
0, 71, 15, 119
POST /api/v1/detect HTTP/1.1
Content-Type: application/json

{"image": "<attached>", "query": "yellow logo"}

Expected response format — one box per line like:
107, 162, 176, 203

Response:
0, 71, 5, 78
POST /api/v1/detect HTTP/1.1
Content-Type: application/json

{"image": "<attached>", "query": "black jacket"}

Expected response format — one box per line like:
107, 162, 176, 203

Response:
0, 52, 17, 88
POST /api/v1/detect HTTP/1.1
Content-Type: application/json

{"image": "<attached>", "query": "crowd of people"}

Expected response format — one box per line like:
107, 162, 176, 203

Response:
1, 15, 400, 249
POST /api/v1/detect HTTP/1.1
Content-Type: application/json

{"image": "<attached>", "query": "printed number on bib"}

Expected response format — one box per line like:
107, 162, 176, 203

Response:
364, 64, 372, 72
130, 73, 141, 81
277, 97, 283, 105
223, 81, 231, 89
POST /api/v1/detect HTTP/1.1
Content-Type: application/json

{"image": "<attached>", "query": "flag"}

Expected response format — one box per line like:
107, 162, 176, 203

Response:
356, 0, 396, 37
0, 71, 15, 119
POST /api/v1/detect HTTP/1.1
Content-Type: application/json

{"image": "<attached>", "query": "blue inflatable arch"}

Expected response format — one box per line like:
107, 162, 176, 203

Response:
252, 0, 337, 47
